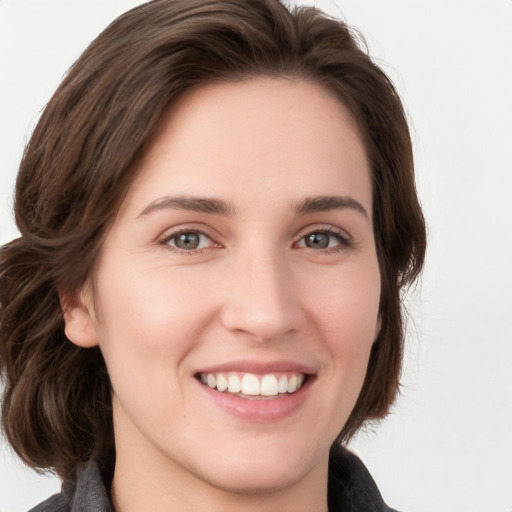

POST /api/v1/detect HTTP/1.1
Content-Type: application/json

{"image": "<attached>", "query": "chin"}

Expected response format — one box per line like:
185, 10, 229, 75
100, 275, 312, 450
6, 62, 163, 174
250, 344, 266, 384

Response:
193, 437, 323, 495
207, 462, 307, 495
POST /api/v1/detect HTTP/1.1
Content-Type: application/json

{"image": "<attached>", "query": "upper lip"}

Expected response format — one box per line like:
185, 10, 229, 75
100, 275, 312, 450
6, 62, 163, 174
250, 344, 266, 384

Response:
196, 359, 316, 375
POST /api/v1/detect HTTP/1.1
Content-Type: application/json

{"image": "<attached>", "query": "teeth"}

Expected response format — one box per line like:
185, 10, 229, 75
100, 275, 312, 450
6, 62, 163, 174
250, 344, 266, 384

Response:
287, 375, 298, 393
228, 374, 241, 393
216, 374, 228, 392
261, 374, 278, 396
278, 375, 288, 394
199, 371, 306, 397
207, 374, 217, 389
241, 374, 260, 395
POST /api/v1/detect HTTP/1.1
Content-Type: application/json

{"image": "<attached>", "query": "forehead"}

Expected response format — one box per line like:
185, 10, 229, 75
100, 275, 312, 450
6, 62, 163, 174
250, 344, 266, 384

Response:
122, 77, 372, 216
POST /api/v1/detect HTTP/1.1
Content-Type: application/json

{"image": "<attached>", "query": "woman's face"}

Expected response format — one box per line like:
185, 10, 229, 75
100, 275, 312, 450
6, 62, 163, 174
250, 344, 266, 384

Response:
67, 78, 380, 497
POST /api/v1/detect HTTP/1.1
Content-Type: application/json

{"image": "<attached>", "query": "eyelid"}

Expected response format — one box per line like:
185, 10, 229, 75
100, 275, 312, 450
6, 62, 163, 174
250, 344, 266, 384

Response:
156, 223, 353, 254
296, 224, 352, 241
157, 225, 222, 253
294, 224, 354, 250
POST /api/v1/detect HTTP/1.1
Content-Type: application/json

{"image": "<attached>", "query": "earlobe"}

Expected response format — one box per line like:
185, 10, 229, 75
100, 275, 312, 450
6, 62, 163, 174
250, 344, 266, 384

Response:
59, 287, 99, 348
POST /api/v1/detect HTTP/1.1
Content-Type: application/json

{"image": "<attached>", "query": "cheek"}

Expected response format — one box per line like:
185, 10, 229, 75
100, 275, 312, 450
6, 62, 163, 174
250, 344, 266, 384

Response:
304, 260, 380, 397
93, 264, 215, 382
307, 263, 380, 344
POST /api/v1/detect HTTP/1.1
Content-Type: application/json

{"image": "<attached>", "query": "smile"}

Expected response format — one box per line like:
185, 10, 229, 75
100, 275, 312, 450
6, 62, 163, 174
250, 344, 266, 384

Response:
198, 372, 306, 398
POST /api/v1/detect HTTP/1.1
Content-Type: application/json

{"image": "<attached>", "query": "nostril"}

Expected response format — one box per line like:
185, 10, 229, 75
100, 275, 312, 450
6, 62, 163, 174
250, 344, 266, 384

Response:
220, 305, 297, 344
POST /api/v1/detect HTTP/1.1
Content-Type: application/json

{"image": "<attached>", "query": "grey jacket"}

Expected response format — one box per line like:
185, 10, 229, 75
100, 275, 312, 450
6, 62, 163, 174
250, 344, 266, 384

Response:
28, 445, 398, 512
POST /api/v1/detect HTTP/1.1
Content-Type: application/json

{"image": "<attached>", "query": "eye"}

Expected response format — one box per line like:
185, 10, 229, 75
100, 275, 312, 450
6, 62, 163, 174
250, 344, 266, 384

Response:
297, 230, 350, 250
164, 230, 213, 251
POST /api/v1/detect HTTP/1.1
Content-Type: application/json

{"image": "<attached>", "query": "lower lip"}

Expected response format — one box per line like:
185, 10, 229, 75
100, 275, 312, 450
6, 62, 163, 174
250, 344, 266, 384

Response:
197, 377, 313, 421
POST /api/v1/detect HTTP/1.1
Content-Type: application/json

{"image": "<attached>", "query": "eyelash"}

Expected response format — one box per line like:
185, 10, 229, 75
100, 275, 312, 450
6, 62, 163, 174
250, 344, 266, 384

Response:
159, 228, 217, 255
295, 227, 353, 253
158, 227, 353, 254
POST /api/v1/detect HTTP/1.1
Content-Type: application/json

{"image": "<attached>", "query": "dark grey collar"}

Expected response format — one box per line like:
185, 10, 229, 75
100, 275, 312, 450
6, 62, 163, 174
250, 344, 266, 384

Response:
30, 446, 397, 512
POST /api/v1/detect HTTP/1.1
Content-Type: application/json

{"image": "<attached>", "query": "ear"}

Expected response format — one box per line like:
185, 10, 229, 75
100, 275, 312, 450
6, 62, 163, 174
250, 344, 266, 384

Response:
59, 285, 99, 348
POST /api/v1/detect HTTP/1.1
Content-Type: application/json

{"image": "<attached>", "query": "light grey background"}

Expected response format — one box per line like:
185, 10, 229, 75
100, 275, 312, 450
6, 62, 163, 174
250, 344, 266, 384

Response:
1, 1, 511, 511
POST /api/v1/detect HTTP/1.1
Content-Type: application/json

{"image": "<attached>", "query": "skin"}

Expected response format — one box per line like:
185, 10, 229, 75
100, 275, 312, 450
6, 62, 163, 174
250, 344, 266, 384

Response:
63, 77, 381, 512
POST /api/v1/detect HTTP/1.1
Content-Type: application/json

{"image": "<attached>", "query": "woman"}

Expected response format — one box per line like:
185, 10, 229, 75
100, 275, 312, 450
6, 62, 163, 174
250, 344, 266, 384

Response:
0, 0, 426, 511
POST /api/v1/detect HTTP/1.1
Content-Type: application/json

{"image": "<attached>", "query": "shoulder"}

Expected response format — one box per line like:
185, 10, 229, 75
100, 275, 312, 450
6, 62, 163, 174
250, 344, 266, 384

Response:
328, 444, 400, 512
27, 461, 113, 512
27, 493, 69, 512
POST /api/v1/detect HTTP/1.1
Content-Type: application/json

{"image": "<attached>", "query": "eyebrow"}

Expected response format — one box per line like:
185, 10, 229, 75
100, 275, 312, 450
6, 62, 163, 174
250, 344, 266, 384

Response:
137, 194, 369, 220
295, 195, 369, 220
138, 196, 234, 217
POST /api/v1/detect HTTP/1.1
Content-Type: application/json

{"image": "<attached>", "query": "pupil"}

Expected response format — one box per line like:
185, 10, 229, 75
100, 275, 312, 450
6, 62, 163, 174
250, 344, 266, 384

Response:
176, 232, 200, 249
306, 232, 329, 249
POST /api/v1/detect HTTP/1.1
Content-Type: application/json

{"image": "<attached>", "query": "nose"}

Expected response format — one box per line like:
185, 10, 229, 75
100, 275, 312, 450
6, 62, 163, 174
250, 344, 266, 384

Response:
220, 250, 300, 343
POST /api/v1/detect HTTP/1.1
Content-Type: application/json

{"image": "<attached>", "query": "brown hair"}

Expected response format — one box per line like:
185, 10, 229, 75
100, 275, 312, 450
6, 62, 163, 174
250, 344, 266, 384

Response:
0, 0, 426, 480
